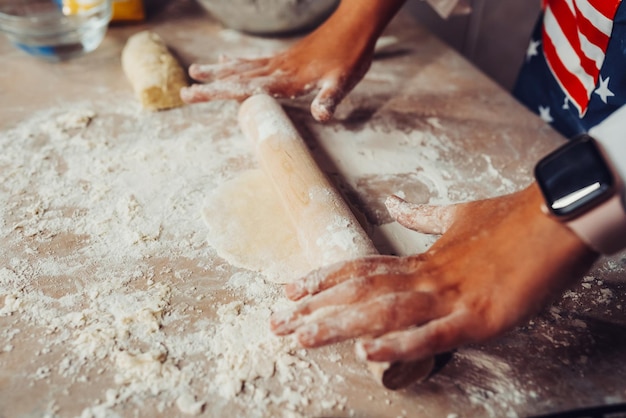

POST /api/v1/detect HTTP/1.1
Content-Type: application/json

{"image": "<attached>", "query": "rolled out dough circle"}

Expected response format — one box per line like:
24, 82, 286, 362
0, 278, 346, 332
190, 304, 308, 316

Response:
202, 169, 314, 283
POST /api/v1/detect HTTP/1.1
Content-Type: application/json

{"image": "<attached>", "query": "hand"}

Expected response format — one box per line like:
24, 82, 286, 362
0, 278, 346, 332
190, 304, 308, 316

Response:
180, 0, 406, 122
270, 183, 598, 363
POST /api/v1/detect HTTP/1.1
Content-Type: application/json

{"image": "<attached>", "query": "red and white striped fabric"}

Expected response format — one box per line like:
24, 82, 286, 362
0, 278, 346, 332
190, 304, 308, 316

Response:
541, 0, 622, 116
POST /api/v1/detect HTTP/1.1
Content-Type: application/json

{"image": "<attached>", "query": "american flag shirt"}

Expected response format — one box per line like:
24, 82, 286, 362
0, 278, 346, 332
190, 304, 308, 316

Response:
513, 0, 626, 139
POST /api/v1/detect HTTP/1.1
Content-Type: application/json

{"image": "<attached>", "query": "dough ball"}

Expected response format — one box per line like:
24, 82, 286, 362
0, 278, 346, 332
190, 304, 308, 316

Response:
121, 30, 188, 111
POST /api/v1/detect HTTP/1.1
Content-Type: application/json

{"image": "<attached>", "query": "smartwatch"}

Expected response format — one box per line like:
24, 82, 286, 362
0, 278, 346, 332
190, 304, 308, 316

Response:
534, 134, 626, 254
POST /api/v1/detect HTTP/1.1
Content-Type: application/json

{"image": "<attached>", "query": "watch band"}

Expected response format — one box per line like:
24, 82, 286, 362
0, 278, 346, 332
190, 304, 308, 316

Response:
565, 142, 626, 255
589, 105, 626, 192
567, 192, 626, 254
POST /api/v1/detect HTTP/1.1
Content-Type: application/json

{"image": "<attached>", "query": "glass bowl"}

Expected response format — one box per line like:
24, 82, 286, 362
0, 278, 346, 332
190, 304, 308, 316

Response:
0, 0, 112, 61
196, 0, 339, 35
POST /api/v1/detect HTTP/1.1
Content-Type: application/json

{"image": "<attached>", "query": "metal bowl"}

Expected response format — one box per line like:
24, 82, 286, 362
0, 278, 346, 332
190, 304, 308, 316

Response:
196, 0, 338, 35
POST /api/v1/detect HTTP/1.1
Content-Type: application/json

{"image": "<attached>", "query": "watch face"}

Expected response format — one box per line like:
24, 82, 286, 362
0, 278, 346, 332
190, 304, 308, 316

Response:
535, 135, 614, 218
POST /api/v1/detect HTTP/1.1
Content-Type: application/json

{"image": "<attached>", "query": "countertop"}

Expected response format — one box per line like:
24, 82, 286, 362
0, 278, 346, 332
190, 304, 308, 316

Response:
1, 1, 625, 417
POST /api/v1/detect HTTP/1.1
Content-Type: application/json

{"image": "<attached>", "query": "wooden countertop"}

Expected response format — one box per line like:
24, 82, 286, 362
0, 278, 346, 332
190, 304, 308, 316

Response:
1, 1, 624, 417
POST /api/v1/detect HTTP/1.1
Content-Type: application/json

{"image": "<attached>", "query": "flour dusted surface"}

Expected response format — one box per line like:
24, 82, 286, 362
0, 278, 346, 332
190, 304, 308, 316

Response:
0, 101, 356, 417
2, 5, 625, 416
2, 96, 623, 418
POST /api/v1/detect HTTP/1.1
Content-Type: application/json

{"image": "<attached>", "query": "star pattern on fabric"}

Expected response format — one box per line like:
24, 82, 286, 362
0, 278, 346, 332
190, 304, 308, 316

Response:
538, 105, 553, 123
562, 97, 569, 110
594, 75, 615, 104
526, 39, 541, 61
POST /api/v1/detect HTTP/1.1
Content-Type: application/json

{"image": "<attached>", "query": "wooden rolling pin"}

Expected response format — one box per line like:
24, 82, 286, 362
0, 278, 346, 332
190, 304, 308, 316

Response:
238, 94, 434, 390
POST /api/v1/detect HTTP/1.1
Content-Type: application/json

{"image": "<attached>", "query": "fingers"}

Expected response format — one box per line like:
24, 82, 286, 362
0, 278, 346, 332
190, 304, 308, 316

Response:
185, 58, 353, 122
284, 255, 417, 301
180, 78, 274, 103
356, 308, 469, 363
188, 59, 267, 82
182, 57, 287, 103
311, 77, 345, 122
272, 272, 418, 335
385, 195, 457, 235
292, 291, 437, 348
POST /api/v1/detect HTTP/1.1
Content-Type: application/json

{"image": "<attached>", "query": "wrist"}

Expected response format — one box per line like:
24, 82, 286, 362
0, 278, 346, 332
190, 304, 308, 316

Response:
496, 183, 598, 299
525, 182, 599, 267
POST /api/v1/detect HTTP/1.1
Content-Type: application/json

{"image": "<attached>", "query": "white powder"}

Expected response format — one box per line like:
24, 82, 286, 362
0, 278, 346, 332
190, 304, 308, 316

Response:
0, 96, 534, 416
3, 43, 617, 416
255, 108, 300, 142
0, 99, 352, 417
455, 350, 527, 417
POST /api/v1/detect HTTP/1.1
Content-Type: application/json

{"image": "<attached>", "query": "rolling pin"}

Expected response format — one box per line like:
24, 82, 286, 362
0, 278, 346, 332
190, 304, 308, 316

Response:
238, 94, 435, 390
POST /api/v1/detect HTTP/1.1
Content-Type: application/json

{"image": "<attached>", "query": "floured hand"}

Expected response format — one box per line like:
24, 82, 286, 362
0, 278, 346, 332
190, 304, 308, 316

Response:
181, 0, 406, 122
180, 40, 371, 122
270, 183, 598, 363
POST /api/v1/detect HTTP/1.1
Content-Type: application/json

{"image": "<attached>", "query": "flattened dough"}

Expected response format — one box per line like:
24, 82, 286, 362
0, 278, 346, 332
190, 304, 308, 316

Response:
202, 170, 437, 284
203, 169, 314, 283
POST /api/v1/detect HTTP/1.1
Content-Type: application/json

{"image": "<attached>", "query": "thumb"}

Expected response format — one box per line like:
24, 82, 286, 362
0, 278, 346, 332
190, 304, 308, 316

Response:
311, 77, 346, 122
385, 195, 457, 235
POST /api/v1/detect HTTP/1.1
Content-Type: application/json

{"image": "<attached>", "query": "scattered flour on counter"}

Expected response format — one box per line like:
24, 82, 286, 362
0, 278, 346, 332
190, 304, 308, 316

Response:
454, 350, 528, 418
0, 100, 351, 417
312, 124, 521, 208
0, 64, 563, 417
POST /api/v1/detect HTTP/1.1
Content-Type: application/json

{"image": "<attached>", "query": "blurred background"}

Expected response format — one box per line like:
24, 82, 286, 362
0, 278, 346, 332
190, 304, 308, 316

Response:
406, 0, 542, 91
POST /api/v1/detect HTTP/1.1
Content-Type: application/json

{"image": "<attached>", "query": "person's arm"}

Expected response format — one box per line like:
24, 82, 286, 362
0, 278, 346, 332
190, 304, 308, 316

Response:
181, 0, 407, 122
270, 183, 598, 363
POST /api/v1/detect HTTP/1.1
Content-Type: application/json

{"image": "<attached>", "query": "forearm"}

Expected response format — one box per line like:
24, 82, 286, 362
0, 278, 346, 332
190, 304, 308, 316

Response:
322, 0, 408, 47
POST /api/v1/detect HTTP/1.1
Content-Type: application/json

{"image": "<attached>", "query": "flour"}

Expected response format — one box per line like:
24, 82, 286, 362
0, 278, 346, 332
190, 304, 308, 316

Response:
0, 93, 532, 417
455, 350, 527, 418
0, 99, 353, 417
0, 94, 535, 417
311, 123, 518, 210
2, 1, 625, 415
1, 91, 539, 416
253, 108, 301, 142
